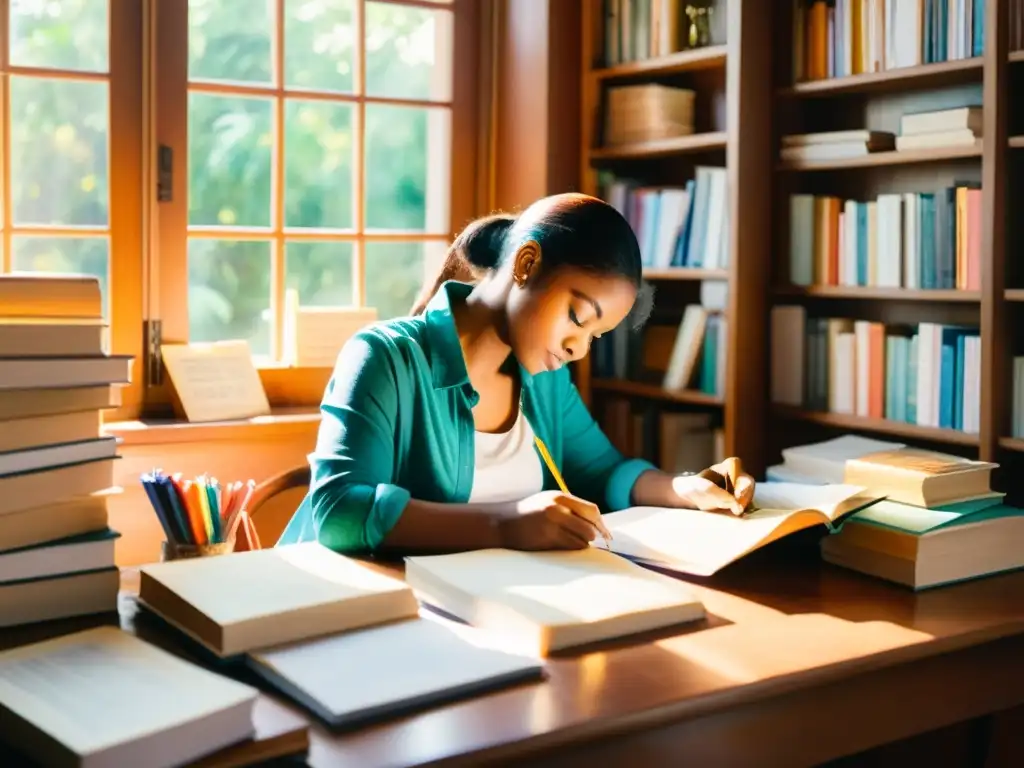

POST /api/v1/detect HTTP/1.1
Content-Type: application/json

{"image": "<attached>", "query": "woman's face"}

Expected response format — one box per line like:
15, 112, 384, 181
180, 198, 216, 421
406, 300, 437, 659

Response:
506, 260, 637, 376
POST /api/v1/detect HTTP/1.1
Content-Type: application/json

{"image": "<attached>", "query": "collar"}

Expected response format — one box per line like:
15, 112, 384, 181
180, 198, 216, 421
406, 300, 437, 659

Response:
422, 280, 537, 395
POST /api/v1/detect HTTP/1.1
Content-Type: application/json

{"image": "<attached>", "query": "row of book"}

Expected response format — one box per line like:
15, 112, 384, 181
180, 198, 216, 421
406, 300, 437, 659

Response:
600, 0, 721, 67
603, 166, 729, 271
768, 434, 1022, 590
793, 0, 983, 82
591, 282, 726, 401
600, 404, 724, 473
771, 307, 981, 433
788, 185, 982, 290
0, 274, 131, 630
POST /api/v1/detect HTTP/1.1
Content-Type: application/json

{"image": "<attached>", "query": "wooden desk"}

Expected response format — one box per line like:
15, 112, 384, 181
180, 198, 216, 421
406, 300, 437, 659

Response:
6, 545, 1024, 767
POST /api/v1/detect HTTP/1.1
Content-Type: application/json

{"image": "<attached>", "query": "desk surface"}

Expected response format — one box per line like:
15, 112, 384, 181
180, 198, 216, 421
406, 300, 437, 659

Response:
8, 546, 1024, 767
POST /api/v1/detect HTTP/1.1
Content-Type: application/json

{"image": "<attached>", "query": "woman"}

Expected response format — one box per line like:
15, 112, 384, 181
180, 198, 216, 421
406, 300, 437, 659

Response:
278, 193, 754, 554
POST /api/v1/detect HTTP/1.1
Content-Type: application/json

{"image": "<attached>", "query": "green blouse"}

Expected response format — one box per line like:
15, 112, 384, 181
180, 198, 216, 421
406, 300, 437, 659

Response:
277, 281, 656, 553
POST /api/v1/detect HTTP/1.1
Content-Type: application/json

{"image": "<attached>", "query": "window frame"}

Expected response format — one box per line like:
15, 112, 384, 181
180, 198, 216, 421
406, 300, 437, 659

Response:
0, 0, 145, 421
148, 0, 481, 414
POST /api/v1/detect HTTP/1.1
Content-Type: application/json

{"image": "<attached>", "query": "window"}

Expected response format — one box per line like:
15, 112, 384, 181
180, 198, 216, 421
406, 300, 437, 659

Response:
0, 1, 143, 410
155, 0, 470, 377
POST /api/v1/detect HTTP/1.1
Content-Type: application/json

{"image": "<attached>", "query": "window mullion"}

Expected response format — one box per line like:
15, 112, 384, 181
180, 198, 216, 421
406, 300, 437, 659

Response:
271, 0, 286, 362
355, 0, 366, 307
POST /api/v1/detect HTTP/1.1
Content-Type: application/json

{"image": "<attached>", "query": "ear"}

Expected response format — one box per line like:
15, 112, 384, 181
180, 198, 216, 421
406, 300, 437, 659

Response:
511, 240, 542, 287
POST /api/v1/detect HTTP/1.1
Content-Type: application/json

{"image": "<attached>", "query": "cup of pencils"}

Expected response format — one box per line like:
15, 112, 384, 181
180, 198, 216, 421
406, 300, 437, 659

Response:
140, 470, 262, 561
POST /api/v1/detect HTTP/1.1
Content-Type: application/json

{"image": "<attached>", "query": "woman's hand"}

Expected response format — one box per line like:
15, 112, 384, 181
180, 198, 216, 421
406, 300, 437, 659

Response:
494, 491, 609, 551
672, 457, 755, 516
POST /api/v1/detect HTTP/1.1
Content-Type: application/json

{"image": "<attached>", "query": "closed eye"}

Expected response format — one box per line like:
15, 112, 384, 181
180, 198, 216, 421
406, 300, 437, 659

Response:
568, 307, 584, 328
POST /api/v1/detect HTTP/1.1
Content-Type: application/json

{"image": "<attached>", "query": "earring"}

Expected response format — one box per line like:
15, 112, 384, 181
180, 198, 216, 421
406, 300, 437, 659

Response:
513, 270, 527, 287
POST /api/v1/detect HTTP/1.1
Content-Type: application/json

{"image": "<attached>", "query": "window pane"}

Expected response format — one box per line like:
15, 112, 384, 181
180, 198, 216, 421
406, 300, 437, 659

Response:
364, 241, 445, 321
365, 105, 450, 232
11, 236, 110, 317
10, 77, 108, 226
366, 2, 453, 102
189, 93, 273, 227
188, 239, 272, 356
286, 241, 354, 305
188, 0, 273, 84
284, 0, 355, 93
285, 100, 355, 229
9, 0, 108, 73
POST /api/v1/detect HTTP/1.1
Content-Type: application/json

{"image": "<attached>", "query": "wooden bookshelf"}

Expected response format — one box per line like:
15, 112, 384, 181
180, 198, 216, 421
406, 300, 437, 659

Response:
578, 0, 771, 475
591, 44, 727, 82
777, 142, 983, 171
774, 286, 980, 302
589, 131, 728, 162
778, 57, 983, 98
591, 379, 724, 407
766, 0, 1013, 481
774, 406, 981, 448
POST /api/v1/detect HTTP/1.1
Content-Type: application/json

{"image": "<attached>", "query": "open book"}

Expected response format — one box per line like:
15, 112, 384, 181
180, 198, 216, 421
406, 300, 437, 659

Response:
601, 481, 882, 576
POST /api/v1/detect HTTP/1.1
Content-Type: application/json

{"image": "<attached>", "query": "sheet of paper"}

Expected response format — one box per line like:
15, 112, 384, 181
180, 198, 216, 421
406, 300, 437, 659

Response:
160, 340, 270, 423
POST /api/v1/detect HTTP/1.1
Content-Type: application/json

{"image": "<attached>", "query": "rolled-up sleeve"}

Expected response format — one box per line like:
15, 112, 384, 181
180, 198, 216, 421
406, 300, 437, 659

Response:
557, 372, 657, 513
308, 332, 410, 552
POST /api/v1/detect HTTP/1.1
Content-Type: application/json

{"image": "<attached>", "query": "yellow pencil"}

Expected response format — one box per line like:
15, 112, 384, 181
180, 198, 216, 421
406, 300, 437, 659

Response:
534, 435, 613, 541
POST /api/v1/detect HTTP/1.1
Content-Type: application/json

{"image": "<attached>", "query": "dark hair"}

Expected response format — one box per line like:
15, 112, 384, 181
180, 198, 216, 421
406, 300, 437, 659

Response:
410, 193, 652, 323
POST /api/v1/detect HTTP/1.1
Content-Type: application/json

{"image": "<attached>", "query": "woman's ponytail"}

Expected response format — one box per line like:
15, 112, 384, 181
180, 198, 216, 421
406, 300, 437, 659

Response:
409, 213, 516, 314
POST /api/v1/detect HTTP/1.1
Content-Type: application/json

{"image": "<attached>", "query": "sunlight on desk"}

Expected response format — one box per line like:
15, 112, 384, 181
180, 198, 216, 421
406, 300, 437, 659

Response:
654, 613, 934, 685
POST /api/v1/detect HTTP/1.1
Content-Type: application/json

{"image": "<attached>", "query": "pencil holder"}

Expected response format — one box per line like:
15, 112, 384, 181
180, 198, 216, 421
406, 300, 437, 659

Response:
160, 540, 234, 562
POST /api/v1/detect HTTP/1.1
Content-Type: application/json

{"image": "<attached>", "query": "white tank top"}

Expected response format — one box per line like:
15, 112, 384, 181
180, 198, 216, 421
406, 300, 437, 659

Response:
468, 410, 545, 504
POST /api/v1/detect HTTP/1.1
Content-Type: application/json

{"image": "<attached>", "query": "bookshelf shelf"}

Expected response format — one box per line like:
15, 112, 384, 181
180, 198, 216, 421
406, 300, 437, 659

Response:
592, 379, 723, 407
774, 286, 980, 302
1000, 437, 1024, 452
644, 268, 728, 281
590, 131, 728, 162
591, 45, 727, 82
1006, 289, 1024, 302
778, 142, 983, 172
779, 57, 982, 98
774, 406, 980, 447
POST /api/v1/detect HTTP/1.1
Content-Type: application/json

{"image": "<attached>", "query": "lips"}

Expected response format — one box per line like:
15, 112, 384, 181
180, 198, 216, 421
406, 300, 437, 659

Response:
546, 351, 564, 371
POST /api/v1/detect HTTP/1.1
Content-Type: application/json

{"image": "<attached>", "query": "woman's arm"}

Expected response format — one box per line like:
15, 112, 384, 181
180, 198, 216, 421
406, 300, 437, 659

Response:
556, 371, 752, 514
309, 333, 604, 553
310, 332, 507, 553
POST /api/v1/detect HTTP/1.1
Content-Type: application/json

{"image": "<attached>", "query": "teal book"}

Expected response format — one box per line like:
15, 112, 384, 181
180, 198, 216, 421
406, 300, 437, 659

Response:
822, 498, 1024, 590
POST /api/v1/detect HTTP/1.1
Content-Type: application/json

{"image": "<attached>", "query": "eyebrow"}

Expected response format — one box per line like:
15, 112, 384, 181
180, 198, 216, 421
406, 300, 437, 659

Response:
571, 289, 603, 319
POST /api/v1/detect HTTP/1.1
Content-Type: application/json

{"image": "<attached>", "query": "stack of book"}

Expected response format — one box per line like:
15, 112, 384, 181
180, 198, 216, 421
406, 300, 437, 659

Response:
767, 436, 1024, 589
780, 130, 895, 163
1014, 357, 1024, 438
895, 106, 982, 152
0, 274, 132, 627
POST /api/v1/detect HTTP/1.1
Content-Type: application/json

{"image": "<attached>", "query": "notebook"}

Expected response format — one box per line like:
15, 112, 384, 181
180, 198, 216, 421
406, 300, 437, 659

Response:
0, 627, 257, 768
246, 615, 545, 728
601, 481, 882, 576
404, 547, 705, 655
137, 543, 419, 658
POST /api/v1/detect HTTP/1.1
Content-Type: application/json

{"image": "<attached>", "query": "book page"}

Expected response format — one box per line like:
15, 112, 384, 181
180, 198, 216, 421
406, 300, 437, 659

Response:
0, 627, 256, 755
160, 341, 270, 423
603, 482, 875, 576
